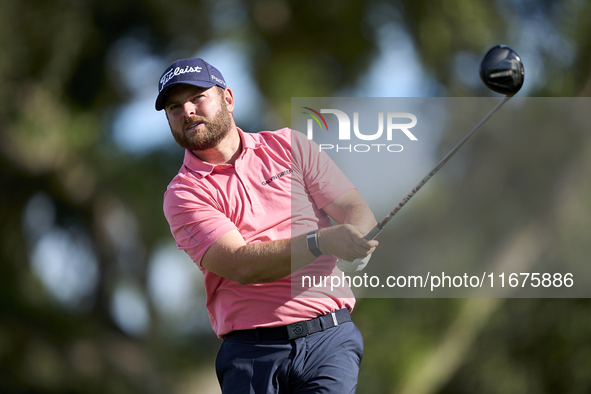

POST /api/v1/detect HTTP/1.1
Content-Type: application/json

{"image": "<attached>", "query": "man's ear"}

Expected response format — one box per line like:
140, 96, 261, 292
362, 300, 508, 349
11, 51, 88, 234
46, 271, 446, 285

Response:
223, 87, 235, 113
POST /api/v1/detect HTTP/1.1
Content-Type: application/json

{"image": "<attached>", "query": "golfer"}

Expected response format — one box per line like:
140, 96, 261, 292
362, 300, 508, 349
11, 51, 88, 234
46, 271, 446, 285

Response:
157, 57, 378, 393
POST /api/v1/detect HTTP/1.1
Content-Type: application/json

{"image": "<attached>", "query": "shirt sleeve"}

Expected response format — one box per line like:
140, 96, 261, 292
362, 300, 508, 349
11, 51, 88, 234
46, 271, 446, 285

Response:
290, 129, 355, 209
163, 180, 238, 268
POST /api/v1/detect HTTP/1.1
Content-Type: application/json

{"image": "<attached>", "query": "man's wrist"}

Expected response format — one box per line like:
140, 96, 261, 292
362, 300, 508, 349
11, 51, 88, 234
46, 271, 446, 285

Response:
317, 228, 328, 255
306, 230, 323, 257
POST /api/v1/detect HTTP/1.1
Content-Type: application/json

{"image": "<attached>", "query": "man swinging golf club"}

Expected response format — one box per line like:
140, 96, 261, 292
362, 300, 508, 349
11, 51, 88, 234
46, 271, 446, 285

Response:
157, 57, 378, 393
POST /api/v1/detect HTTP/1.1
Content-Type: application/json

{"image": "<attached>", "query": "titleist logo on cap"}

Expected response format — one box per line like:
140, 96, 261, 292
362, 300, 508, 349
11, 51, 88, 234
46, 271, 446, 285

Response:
159, 65, 204, 92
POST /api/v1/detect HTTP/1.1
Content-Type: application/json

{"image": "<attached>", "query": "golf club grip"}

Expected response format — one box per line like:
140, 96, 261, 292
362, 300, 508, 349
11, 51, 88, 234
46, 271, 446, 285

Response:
363, 225, 383, 240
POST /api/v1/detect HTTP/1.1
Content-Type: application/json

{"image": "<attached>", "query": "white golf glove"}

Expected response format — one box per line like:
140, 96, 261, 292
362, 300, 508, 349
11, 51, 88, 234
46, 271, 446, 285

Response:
336, 254, 372, 272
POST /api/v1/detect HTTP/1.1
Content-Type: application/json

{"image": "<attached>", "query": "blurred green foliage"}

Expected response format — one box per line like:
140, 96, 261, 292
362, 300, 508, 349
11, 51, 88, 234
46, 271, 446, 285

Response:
1, 0, 591, 393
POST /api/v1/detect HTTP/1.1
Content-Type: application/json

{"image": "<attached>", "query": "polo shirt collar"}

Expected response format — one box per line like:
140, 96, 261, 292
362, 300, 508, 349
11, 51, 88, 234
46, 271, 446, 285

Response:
182, 128, 262, 177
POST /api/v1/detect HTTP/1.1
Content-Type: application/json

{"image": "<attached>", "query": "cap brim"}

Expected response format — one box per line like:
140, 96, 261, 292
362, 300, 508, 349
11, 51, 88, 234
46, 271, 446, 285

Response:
155, 80, 217, 111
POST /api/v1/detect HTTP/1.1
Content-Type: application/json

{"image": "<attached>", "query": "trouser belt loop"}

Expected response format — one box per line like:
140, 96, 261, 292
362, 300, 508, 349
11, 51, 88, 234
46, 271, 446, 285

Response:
331, 312, 339, 327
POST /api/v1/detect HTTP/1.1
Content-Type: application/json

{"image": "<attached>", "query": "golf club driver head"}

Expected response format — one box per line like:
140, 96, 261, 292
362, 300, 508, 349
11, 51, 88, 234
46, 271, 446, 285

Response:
480, 45, 524, 96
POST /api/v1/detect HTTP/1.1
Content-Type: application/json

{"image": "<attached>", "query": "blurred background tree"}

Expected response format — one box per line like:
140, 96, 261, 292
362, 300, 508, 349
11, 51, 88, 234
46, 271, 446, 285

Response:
1, 0, 590, 393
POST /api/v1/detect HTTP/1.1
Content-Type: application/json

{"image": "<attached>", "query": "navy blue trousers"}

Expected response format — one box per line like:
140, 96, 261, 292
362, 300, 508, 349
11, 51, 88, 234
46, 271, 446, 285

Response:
216, 321, 363, 393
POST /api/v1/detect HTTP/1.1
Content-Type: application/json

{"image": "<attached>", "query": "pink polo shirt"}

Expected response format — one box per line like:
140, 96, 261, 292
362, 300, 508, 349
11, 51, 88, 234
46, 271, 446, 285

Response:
163, 128, 356, 337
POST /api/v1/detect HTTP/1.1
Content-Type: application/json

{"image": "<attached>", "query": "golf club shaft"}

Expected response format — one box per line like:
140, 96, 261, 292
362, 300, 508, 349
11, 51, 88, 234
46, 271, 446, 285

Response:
364, 95, 511, 241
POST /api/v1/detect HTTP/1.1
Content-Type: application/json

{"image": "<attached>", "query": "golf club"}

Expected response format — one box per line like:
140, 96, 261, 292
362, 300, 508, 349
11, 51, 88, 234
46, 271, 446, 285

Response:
337, 45, 525, 272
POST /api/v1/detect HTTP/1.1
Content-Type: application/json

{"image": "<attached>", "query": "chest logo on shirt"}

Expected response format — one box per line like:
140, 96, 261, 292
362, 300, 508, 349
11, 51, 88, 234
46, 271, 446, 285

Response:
261, 168, 293, 186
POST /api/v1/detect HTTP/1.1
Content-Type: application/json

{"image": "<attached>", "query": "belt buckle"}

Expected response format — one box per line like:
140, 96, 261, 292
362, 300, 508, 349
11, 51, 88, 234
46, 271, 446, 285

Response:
286, 321, 309, 340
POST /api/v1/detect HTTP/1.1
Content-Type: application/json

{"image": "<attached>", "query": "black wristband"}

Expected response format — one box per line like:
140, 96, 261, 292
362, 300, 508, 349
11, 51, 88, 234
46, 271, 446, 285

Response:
306, 231, 323, 257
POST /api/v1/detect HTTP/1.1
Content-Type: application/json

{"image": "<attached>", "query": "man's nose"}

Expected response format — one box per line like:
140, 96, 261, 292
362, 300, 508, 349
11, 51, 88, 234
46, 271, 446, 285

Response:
182, 102, 196, 117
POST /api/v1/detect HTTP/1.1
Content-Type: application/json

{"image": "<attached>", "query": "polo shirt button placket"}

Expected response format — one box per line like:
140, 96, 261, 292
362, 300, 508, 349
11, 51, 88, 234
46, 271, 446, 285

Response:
244, 183, 260, 210
250, 185, 260, 210
235, 165, 260, 210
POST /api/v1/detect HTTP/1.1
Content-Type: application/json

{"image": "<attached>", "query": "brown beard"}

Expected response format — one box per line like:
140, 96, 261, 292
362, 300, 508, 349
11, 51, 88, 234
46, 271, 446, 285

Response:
170, 99, 233, 151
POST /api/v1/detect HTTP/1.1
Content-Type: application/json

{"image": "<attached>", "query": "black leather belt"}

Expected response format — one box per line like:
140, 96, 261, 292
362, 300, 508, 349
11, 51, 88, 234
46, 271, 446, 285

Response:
223, 308, 352, 341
